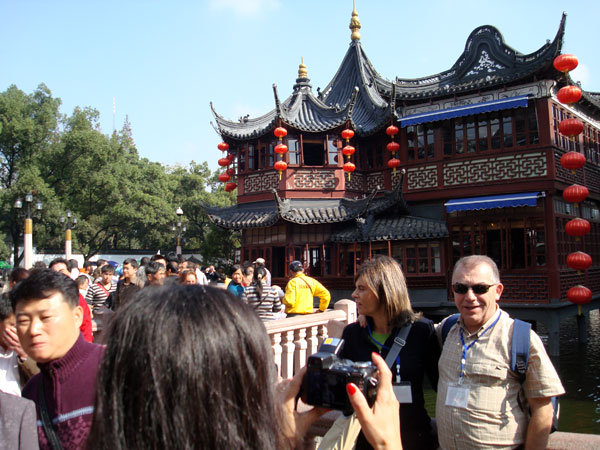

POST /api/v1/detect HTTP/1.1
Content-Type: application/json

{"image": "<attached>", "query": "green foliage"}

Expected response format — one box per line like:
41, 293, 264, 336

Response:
0, 84, 239, 264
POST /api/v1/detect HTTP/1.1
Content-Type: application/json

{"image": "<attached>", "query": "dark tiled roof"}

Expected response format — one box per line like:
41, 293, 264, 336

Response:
329, 215, 449, 243
203, 181, 408, 229
376, 13, 567, 104
202, 201, 279, 230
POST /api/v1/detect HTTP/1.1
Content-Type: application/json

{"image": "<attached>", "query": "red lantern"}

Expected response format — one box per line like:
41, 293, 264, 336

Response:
342, 145, 355, 157
218, 173, 230, 182
224, 182, 237, 192
559, 118, 584, 138
274, 127, 288, 138
567, 285, 592, 305
341, 129, 355, 141
557, 85, 582, 105
565, 218, 591, 238
217, 142, 229, 151
387, 158, 401, 169
563, 185, 589, 204
227, 153, 235, 162
343, 162, 356, 173
274, 160, 288, 171
560, 151, 586, 172
386, 125, 399, 137
566, 251, 592, 271
218, 157, 230, 167
274, 144, 288, 154
386, 141, 400, 153
226, 168, 235, 176
553, 54, 578, 73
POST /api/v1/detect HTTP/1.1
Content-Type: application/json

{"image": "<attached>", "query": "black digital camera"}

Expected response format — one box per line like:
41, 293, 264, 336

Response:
303, 337, 378, 415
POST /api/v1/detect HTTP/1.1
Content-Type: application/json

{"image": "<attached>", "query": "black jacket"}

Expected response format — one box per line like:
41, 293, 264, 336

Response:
340, 316, 440, 450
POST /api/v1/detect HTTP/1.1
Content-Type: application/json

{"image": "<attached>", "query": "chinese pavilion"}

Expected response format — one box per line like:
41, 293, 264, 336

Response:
206, 8, 600, 305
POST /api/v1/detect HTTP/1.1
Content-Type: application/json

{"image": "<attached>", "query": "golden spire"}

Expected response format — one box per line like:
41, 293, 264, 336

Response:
349, 1, 361, 41
298, 57, 308, 78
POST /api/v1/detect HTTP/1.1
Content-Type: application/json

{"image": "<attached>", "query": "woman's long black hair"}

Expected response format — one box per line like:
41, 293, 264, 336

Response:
88, 285, 280, 450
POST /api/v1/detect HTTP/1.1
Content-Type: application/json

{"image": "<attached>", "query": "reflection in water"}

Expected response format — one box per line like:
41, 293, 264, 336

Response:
537, 309, 600, 434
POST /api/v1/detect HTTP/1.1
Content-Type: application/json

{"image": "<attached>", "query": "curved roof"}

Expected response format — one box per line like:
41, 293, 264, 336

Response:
377, 13, 567, 105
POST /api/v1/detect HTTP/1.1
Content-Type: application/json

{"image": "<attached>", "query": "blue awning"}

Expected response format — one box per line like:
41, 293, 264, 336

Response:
445, 192, 545, 213
400, 95, 530, 128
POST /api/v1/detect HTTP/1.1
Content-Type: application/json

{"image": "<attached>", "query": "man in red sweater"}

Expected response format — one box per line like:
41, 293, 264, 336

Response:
11, 269, 104, 449
49, 258, 93, 342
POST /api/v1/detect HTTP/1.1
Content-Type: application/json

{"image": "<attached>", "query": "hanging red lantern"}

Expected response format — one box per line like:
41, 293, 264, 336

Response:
387, 158, 401, 169
563, 185, 589, 204
386, 141, 400, 153
560, 151, 586, 172
565, 218, 591, 238
274, 160, 288, 171
217, 142, 229, 151
218, 157, 230, 167
386, 125, 399, 137
274, 127, 288, 138
227, 153, 235, 162
566, 251, 592, 271
218, 173, 231, 182
559, 118, 584, 138
342, 145, 355, 157
553, 54, 578, 74
557, 85, 583, 105
567, 285, 592, 316
226, 167, 235, 176
224, 182, 237, 192
343, 161, 356, 176
274, 144, 288, 154
341, 129, 355, 141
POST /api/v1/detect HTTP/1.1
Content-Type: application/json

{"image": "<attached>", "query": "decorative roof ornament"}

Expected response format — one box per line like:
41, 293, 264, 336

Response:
298, 57, 308, 79
349, 1, 361, 41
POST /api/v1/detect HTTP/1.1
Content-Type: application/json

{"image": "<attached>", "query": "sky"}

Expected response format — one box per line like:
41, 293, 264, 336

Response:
2, 0, 598, 170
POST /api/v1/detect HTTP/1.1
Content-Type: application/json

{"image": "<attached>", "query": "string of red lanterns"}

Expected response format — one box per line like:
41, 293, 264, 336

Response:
217, 141, 236, 192
554, 52, 592, 315
386, 124, 400, 175
273, 126, 288, 180
341, 127, 355, 180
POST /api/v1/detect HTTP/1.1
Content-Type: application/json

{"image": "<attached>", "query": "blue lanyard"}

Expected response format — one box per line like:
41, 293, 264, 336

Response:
367, 324, 402, 382
458, 311, 501, 384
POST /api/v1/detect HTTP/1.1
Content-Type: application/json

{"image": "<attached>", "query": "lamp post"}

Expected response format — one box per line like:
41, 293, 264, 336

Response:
14, 193, 43, 269
174, 207, 186, 256
59, 210, 77, 260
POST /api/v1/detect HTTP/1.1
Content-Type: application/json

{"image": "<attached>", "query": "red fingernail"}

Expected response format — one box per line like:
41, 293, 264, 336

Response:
346, 383, 357, 395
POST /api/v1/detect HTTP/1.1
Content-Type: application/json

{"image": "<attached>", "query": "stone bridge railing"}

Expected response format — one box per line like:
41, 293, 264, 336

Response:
264, 300, 357, 379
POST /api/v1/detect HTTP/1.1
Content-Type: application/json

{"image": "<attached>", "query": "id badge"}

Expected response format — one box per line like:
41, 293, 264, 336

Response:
445, 383, 469, 409
393, 382, 412, 404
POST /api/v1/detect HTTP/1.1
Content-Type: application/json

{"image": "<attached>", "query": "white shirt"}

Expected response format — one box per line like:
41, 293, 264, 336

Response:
0, 346, 21, 396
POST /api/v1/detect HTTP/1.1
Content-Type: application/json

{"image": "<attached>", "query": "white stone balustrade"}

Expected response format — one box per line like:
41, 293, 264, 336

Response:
264, 300, 357, 379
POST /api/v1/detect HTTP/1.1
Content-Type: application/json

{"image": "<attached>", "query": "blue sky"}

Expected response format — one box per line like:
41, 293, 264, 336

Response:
2, 0, 598, 169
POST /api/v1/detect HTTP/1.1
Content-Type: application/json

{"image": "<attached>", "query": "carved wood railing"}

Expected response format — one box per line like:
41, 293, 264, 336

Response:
264, 300, 357, 379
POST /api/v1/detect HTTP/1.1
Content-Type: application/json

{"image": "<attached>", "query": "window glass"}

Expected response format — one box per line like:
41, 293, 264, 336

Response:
327, 136, 339, 165
455, 120, 464, 154
287, 137, 300, 165
503, 115, 513, 148
426, 128, 435, 158
442, 122, 453, 155
466, 119, 476, 153
417, 125, 425, 159
490, 115, 501, 149
478, 118, 488, 151
407, 127, 415, 160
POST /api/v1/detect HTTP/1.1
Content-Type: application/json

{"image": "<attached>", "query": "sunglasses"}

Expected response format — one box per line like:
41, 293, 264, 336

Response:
452, 283, 497, 295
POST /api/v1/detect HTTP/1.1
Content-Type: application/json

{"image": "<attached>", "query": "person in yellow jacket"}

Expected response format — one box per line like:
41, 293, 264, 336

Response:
283, 261, 331, 315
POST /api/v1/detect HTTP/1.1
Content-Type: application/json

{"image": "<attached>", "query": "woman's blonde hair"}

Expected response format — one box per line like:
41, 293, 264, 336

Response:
355, 256, 421, 326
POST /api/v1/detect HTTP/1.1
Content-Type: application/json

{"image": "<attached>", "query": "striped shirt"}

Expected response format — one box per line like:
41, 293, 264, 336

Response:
85, 281, 117, 309
241, 284, 284, 320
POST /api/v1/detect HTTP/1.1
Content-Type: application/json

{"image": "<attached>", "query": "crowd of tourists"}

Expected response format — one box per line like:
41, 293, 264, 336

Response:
0, 252, 564, 449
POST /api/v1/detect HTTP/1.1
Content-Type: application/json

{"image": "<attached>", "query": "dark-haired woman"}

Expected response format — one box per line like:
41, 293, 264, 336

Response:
226, 264, 245, 297
341, 256, 440, 450
241, 266, 285, 320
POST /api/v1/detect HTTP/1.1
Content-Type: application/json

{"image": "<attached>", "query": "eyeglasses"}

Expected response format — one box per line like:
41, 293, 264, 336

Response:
452, 283, 498, 295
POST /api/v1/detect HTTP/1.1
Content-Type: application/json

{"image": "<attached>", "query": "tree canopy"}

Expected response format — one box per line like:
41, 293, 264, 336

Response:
0, 84, 238, 265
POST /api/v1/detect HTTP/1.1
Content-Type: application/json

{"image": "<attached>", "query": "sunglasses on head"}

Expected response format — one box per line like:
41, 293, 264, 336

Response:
452, 283, 497, 295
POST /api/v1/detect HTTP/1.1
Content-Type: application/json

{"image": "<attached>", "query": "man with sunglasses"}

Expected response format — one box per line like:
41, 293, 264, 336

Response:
436, 255, 564, 450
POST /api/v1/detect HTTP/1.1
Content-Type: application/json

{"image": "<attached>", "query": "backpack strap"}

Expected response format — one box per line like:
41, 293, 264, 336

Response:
511, 318, 531, 382
441, 313, 460, 345
384, 323, 413, 369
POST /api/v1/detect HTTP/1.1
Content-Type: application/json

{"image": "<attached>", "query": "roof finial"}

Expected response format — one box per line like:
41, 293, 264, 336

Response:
349, 1, 361, 41
298, 57, 308, 79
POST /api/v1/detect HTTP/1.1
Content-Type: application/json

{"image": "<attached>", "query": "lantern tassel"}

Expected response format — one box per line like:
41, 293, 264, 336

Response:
578, 305, 582, 316
279, 171, 282, 181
